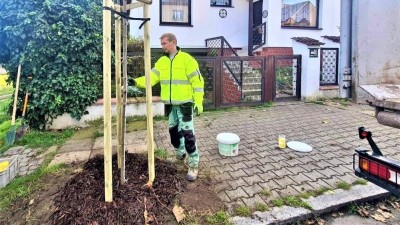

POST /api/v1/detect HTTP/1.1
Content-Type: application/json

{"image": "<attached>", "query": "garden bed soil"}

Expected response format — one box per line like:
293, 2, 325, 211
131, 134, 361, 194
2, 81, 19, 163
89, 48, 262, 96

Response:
0, 153, 224, 225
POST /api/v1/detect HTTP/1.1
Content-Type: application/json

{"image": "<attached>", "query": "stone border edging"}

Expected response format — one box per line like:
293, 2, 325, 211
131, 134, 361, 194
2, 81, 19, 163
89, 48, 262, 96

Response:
231, 183, 390, 225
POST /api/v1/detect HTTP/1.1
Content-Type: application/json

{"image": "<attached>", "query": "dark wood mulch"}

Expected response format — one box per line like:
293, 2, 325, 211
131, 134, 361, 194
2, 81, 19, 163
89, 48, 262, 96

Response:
51, 153, 186, 225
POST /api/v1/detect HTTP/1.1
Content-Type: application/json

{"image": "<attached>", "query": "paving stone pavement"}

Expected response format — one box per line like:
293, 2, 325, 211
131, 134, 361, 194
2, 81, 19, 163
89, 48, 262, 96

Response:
3, 146, 47, 176
3, 101, 400, 224
154, 102, 400, 213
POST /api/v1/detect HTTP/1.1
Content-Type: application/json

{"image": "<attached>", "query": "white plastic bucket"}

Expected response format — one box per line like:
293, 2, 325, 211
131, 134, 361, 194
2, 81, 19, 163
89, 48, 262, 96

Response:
216, 133, 240, 156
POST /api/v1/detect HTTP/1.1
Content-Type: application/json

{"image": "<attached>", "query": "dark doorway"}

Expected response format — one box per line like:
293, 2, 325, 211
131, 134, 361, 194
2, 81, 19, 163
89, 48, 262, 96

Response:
253, 0, 263, 45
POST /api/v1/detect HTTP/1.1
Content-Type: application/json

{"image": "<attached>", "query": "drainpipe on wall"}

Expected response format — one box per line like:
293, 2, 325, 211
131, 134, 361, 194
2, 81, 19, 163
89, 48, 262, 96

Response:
339, 0, 352, 98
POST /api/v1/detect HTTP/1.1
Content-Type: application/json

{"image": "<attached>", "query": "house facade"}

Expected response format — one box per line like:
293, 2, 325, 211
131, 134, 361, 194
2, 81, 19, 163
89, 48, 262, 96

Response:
130, 0, 341, 56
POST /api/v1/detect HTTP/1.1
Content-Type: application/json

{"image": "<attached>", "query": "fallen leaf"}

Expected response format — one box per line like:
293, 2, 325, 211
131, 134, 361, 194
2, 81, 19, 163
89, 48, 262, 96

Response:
377, 209, 395, 219
144, 209, 154, 225
357, 207, 369, 217
29, 199, 34, 205
378, 204, 391, 212
73, 168, 83, 174
317, 218, 325, 225
371, 213, 386, 222
173, 205, 185, 223
306, 219, 315, 225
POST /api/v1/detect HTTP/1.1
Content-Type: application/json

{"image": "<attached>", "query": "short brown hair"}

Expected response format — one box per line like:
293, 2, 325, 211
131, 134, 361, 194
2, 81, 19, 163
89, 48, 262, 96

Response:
160, 33, 177, 44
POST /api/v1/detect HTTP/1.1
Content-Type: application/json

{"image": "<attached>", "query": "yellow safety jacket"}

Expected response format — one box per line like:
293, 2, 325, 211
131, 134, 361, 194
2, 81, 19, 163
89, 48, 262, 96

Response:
135, 49, 204, 106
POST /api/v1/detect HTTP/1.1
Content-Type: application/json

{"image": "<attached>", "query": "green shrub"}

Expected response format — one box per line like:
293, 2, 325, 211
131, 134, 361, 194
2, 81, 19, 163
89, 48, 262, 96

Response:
0, 0, 103, 129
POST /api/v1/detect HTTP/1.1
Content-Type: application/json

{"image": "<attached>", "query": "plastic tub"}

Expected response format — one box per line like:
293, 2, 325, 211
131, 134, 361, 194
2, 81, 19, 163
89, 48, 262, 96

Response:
0, 155, 19, 188
216, 133, 240, 156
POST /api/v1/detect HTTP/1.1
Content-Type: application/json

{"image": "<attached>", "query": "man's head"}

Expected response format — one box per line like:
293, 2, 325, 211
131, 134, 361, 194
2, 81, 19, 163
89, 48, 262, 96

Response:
160, 33, 177, 54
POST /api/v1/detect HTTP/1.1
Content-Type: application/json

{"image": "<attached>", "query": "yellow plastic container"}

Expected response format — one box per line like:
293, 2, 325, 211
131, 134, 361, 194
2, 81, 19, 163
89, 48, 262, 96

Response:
0, 161, 9, 173
278, 134, 286, 149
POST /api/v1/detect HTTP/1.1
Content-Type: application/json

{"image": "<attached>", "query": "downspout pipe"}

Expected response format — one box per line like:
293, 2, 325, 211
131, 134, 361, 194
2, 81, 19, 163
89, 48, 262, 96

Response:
339, 0, 352, 98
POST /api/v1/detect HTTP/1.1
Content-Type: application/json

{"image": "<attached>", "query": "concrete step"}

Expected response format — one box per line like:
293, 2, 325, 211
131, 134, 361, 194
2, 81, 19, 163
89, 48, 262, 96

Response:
242, 89, 262, 96
242, 83, 262, 90
243, 77, 262, 83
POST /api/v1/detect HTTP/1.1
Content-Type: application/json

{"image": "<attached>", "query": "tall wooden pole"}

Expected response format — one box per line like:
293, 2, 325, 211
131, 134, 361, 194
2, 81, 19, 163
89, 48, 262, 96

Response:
103, 0, 113, 202
143, 4, 155, 185
115, 7, 122, 170
120, 0, 128, 184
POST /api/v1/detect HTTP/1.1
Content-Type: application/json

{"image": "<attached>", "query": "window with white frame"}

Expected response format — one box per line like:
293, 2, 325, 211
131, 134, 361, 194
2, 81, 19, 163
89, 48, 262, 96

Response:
281, 0, 319, 28
160, 0, 191, 26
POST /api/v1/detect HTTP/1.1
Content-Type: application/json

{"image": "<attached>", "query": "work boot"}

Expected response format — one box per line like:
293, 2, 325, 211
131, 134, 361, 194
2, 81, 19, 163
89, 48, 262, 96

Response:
186, 167, 198, 181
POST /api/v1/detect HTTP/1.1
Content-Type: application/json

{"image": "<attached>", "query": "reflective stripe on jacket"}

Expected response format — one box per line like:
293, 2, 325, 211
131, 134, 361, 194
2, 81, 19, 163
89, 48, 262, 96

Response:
135, 49, 204, 105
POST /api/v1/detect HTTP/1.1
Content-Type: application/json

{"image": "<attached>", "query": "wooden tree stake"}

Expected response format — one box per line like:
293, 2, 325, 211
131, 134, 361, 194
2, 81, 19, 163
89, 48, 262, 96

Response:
115, 11, 122, 171
103, 0, 113, 202
143, 4, 155, 184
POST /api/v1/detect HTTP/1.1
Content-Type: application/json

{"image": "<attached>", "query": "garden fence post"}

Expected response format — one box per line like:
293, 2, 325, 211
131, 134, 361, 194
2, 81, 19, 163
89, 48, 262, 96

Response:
103, 0, 113, 202
143, 3, 155, 185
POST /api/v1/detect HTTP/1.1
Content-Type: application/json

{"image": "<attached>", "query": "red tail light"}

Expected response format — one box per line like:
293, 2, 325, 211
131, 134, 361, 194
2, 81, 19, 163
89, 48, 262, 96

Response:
360, 157, 391, 180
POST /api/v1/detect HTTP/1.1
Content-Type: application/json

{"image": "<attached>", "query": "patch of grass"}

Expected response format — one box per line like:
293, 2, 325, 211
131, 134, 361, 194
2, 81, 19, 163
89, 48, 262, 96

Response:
353, 179, 367, 185
336, 181, 352, 190
305, 97, 351, 108
347, 202, 358, 214
93, 129, 104, 138
258, 189, 272, 197
308, 186, 332, 197
0, 99, 11, 124
272, 196, 312, 210
297, 192, 311, 199
1, 128, 72, 154
6, 129, 73, 150
0, 150, 67, 210
126, 120, 146, 132
234, 205, 252, 217
87, 117, 104, 128
253, 102, 274, 108
69, 127, 97, 140
254, 203, 269, 212
0, 86, 13, 96
154, 148, 168, 159
205, 211, 232, 224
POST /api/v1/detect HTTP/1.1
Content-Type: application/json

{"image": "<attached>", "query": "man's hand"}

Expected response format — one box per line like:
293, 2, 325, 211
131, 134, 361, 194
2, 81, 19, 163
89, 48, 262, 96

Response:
128, 77, 136, 86
194, 103, 203, 116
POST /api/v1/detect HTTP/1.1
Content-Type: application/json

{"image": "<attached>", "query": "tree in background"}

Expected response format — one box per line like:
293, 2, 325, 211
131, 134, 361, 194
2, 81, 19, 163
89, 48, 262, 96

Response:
0, 0, 103, 129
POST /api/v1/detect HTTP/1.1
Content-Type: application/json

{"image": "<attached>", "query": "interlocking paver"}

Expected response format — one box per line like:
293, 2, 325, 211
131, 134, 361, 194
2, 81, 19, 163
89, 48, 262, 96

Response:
243, 183, 264, 197
317, 167, 339, 178
241, 195, 267, 207
290, 173, 312, 184
225, 187, 249, 201
150, 102, 400, 211
242, 166, 263, 176
303, 170, 327, 181
229, 169, 249, 179
272, 167, 294, 177
227, 177, 249, 188
243, 174, 264, 186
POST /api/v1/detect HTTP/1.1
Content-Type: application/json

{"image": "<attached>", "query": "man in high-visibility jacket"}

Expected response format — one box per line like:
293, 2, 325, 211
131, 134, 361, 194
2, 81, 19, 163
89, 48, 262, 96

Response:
132, 33, 204, 181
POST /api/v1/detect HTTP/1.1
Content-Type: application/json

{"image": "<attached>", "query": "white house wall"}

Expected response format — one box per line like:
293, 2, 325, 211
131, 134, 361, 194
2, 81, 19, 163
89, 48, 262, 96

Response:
266, 0, 340, 47
352, 0, 400, 102
130, 1, 250, 48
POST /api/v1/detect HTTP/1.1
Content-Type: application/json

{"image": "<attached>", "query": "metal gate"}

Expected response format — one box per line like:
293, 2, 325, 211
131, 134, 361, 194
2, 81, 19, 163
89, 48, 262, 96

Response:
320, 48, 339, 85
196, 55, 301, 109
274, 55, 302, 100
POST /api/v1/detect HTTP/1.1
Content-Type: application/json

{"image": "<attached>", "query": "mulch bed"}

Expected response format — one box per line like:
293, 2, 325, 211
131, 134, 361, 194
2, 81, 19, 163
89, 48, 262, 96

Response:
51, 153, 187, 225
